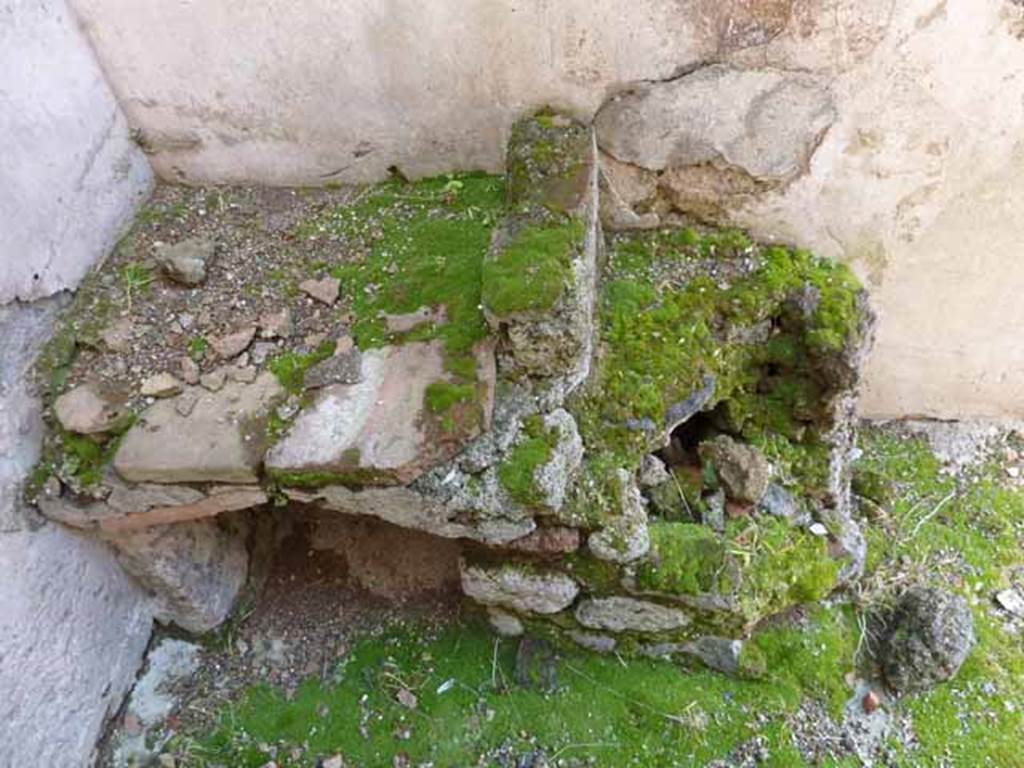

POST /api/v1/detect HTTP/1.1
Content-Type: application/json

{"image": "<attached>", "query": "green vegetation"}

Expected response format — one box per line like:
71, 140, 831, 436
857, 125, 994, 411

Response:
736, 516, 840, 617
569, 228, 865, 502
296, 173, 502, 369
168, 427, 1024, 766
635, 522, 732, 596
119, 261, 154, 309
424, 381, 476, 414
173, 609, 860, 768
187, 335, 209, 362
498, 415, 560, 507
267, 341, 336, 394
853, 428, 1024, 765
481, 218, 584, 317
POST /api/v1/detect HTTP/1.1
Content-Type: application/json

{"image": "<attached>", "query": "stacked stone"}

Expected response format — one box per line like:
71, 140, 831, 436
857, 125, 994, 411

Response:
30, 112, 873, 675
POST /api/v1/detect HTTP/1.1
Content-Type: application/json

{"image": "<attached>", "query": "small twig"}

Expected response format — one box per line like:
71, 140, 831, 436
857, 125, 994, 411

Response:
491, 638, 500, 689
902, 490, 956, 543
551, 742, 618, 759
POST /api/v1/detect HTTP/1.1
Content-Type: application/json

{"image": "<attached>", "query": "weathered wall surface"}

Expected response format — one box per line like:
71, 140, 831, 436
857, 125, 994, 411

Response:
0, 0, 152, 304
69, 0, 1024, 419
0, 299, 154, 767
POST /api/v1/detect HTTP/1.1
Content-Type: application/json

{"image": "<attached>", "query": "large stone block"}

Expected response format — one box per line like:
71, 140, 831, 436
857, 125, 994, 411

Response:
267, 340, 495, 485
104, 518, 249, 632
114, 372, 284, 484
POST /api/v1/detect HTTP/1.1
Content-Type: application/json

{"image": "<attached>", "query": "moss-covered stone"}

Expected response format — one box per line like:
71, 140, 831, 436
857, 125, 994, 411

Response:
506, 110, 592, 215
635, 522, 734, 597
497, 415, 560, 507
481, 218, 584, 318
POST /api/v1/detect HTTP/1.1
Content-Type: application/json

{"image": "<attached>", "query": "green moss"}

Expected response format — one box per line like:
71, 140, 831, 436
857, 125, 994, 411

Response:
266, 464, 380, 490
735, 516, 840, 618
635, 522, 734, 596
505, 111, 590, 213
424, 381, 476, 413
497, 415, 559, 507
50, 415, 134, 490
297, 173, 501, 369
569, 228, 865, 494
174, 607, 864, 767
267, 341, 335, 394
481, 218, 584, 318
187, 335, 209, 362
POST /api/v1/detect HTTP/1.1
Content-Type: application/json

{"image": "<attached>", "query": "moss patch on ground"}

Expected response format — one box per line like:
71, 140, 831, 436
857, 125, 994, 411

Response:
853, 427, 1024, 765
297, 173, 502, 371
168, 607, 859, 768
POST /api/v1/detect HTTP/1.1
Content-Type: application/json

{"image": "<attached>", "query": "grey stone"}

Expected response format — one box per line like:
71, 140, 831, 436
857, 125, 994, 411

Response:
460, 561, 579, 615
174, 390, 199, 416
487, 608, 525, 637
250, 341, 278, 365
106, 483, 205, 514
102, 317, 134, 352
699, 435, 771, 504
210, 325, 256, 360
292, 484, 533, 545
140, 372, 182, 398
483, 114, 600, 391
638, 454, 671, 489
703, 489, 726, 532
199, 369, 226, 391
681, 637, 746, 676
179, 356, 200, 385
54, 382, 127, 435
595, 65, 835, 181
588, 468, 650, 563
758, 484, 809, 525
105, 518, 249, 633
532, 408, 584, 512
267, 341, 494, 485
569, 631, 617, 653
114, 371, 284, 483
299, 276, 341, 305
879, 586, 975, 694
155, 237, 214, 286
258, 307, 292, 339
995, 588, 1024, 618
111, 639, 200, 767
227, 364, 257, 383
303, 345, 363, 389
383, 305, 446, 334
575, 596, 690, 634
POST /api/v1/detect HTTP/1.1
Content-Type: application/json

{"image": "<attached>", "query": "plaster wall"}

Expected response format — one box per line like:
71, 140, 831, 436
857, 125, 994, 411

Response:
0, 0, 152, 304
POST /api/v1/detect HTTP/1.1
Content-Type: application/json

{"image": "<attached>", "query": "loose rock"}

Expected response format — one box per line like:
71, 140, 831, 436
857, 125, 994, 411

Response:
211, 326, 256, 360
140, 373, 182, 398
299, 277, 341, 305
258, 308, 292, 339
179, 356, 200, 385
699, 435, 771, 504
53, 383, 127, 435
460, 561, 579, 615
575, 596, 690, 634
879, 586, 975, 694
154, 237, 215, 286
